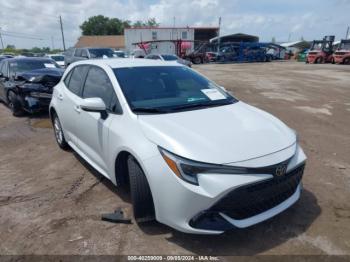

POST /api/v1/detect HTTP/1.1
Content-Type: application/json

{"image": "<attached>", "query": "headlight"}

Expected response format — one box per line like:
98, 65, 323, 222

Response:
159, 147, 248, 185
29, 76, 44, 83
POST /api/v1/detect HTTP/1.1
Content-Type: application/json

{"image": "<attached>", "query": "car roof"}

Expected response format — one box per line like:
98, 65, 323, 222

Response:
73, 58, 183, 69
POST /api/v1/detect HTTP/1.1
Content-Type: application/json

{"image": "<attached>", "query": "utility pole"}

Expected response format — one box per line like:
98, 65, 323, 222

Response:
59, 15, 66, 51
346, 26, 350, 39
0, 27, 5, 50
51, 36, 55, 50
217, 17, 221, 53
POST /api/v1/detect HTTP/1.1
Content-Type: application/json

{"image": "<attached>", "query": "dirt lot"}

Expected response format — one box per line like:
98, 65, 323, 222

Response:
0, 61, 349, 255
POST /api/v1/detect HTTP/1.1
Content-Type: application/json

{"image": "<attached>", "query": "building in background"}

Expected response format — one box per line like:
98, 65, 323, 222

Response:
75, 35, 125, 50
124, 27, 218, 55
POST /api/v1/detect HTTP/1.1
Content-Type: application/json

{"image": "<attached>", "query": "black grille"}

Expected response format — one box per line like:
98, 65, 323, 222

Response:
210, 164, 305, 220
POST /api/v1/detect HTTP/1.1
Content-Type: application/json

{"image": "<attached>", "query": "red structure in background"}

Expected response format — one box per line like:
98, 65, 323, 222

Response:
133, 39, 203, 58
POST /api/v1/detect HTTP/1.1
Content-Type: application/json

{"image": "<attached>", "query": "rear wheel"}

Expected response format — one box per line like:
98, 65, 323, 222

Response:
127, 155, 155, 223
52, 113, 69, 150
7, 91, 23, 117
193, 56, 202, 64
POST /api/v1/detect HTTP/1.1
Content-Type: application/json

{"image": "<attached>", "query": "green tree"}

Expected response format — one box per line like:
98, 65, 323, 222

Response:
80, 15, 131, 35
132, 18, 159, 27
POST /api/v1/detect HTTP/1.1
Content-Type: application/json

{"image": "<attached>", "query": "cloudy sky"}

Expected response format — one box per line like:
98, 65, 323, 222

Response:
0, 0, 349, 49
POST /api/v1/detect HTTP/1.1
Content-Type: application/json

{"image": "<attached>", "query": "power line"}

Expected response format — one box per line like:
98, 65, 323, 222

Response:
0, 33, 44, 41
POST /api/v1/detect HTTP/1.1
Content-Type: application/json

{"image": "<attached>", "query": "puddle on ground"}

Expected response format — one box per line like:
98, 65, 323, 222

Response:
30, 119, 52, 129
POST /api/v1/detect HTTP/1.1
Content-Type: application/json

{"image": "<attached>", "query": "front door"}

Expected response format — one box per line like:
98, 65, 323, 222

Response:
76, 66, 118, 176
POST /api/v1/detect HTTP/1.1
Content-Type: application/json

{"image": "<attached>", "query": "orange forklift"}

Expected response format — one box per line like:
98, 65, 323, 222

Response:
332, 39, 350, 64
306, 35, 335, 64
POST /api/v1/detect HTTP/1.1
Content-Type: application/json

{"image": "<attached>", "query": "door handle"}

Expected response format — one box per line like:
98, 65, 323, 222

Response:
57, 93, 64, 101
74, 105, 81, 113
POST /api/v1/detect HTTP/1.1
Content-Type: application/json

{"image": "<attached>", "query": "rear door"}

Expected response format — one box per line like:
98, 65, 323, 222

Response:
57, 65, 89, 146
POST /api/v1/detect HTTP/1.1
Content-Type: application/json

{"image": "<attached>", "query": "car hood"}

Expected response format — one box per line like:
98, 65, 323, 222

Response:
17, 68, 64, 81
17, 68, 64, 91
138, 102, 296, 164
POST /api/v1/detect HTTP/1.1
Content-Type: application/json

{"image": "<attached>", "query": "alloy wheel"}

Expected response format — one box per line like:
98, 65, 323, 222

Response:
54, 117, 63, 145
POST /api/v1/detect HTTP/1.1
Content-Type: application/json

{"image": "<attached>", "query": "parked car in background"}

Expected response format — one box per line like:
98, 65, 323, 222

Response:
114, 50, 127, 58
145, 54, 192, 67
64, 47, 115, 67
46, 54, 65, 68
0, 57, 63, 116
332, 39, 350, 64
50, 58, 306, 234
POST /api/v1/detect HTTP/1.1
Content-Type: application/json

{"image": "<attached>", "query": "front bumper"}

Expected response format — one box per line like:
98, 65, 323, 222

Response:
142, 145, 307, 234
22, 94, 52, 113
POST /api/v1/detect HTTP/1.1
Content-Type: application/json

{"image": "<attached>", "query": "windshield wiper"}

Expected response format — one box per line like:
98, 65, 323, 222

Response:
169, 100, 232, 111
132, 107, 169, 114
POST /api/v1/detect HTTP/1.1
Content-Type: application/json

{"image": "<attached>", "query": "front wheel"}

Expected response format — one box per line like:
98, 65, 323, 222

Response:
344, 58, 350, 65
315, 57, 323, 64
127, 155, 155, 223
52, 113, 69, 150
7, 91, 23, 117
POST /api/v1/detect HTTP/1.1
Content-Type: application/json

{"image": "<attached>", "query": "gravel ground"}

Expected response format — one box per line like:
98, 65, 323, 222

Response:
0, 61, 349, 255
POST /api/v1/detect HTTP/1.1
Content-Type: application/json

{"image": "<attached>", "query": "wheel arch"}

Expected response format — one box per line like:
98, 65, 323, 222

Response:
114, 150, 132, 187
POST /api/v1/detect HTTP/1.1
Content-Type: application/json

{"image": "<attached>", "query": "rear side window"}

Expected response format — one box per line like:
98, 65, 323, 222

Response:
67, 66, 88, 96
63, 69, 73, 86
82, 67, 117, 111
74, 49, 82, 57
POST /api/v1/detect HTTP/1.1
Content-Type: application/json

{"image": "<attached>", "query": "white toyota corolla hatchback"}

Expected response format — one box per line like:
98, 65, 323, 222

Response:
49, 59, 306, 234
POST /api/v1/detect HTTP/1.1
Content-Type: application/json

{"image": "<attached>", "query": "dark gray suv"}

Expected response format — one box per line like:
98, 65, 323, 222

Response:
64, 47, 115, 67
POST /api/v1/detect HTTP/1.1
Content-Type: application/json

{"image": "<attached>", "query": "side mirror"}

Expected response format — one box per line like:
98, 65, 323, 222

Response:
219, 86, 227, 92
80, 97, 108, 119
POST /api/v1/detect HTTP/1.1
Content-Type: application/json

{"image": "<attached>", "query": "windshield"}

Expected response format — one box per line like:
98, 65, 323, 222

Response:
114, 66, 236, 114
9, 60, 60, 77
311, 42, 323, 51
89, 48, 114, 58
161, 55, 178, 61
50, 55, 64, 61
115, 52, 125, 58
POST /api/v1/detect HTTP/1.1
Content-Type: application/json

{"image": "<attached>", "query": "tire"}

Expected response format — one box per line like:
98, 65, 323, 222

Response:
7, 91, 23, 117
315, 57, 323, 64
127, 155, 155, 223
52, 113, 70, 150
344, 58, 350, 65
193, 56, 202, 64
331, 58, 335, 64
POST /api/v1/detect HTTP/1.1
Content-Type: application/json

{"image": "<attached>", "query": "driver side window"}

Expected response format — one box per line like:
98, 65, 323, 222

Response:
82, 66, 122, 114
0, 62, 8, 77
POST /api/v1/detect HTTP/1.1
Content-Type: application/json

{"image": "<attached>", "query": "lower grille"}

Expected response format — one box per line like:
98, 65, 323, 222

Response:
210, 164, 305, 220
